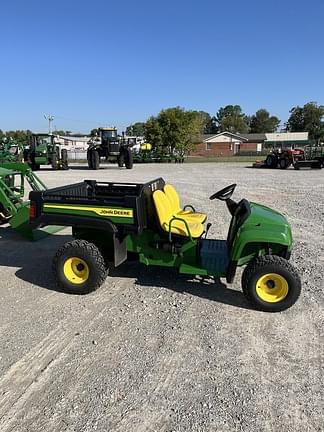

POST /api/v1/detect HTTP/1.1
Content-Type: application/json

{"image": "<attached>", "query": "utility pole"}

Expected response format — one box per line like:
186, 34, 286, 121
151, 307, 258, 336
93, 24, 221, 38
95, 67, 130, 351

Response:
44, 114, 54, 134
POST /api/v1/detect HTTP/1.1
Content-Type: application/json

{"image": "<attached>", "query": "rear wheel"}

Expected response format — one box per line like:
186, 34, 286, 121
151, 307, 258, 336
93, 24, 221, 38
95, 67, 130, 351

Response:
242, 255, 301, 312
52, 239, 108, 294
125, 149, 133, 169
265, 154, 277, 168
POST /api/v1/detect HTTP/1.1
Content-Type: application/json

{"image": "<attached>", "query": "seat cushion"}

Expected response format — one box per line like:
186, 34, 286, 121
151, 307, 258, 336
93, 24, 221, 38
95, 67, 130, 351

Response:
163, 219, 204, 238
177, 209, 207, 224
164, 184, 207, 223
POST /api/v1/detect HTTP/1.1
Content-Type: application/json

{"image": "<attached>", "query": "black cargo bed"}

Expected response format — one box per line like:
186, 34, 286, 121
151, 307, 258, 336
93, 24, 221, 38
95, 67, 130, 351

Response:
29, 178, 165, 234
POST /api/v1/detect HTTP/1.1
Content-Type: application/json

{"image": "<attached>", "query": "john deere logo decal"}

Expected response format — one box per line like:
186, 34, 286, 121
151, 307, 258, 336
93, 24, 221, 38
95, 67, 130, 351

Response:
44, 204, 133, 218
97, 208, 133, 217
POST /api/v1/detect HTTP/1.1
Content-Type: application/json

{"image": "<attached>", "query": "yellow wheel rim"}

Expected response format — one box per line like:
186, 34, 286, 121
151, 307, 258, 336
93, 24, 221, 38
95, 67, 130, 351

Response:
256, 273, 289, 303
63, 257, 89, 284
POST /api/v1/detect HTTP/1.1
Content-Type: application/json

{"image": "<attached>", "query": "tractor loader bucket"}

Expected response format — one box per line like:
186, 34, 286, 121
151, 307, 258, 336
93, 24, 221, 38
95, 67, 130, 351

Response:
9, 203, 64, 240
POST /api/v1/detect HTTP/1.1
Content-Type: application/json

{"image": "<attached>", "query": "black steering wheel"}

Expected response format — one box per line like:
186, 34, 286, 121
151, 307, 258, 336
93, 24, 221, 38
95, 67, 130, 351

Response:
209, 184, 237, 201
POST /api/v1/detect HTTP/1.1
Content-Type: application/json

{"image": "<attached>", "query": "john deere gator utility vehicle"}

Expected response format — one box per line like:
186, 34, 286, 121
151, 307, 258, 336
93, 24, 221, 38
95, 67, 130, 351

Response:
23, 133, 68, 170
87, 128, 134, 170
29, 179, 301, 312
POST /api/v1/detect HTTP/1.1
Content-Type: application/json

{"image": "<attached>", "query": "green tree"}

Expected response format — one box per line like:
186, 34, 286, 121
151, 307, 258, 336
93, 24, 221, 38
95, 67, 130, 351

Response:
144, 107, 204, 156
287, 102, 324, 143
126, 122, 145, 136
5, 130, 33, 143
193, 111, 218, 134
144, 116, 163, 150
249, 109, 280, 133
216, 105, 250, 133
53, 130, 68, 136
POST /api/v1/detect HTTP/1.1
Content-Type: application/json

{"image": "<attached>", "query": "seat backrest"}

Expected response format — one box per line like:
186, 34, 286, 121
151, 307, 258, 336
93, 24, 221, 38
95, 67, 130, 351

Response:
153, 190, 173, 230
164, 184, 181, 213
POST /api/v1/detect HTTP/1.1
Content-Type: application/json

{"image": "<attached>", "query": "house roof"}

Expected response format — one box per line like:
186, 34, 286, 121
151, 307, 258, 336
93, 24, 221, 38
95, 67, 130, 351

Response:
203, 132, 248, 142
265, 132, 309, 141
240, 133, 266, 141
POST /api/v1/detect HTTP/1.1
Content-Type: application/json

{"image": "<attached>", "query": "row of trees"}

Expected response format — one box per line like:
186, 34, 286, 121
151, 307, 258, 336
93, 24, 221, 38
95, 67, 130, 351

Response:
0, 129, 33, 142
126, 102, 324, 154
0, 129, 71, 142
126, 106, 281, 137
1, 102, 323, 155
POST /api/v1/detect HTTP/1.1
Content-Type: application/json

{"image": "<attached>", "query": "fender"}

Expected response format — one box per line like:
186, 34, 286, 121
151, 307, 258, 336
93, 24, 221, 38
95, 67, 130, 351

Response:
231, 222, 293, 265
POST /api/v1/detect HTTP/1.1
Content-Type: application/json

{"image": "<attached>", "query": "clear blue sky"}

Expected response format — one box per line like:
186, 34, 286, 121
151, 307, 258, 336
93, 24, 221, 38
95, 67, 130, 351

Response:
1, 0, 323, 133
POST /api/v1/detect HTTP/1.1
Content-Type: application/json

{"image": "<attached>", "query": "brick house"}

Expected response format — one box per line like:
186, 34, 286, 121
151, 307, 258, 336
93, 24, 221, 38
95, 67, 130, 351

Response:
191, 131, 310, 157
240, 133, 266, 153
191, 132, 249, 156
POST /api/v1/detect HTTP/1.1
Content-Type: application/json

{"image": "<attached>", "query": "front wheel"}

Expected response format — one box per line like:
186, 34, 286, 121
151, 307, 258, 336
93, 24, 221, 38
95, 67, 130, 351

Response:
61, 148, 69, 170
92, 150, 100, 170
279, 157, 289, 169
52, 239, 108, 294
51, 153, 58, 170
117, 154, 124, 167
241, 255, 301, 312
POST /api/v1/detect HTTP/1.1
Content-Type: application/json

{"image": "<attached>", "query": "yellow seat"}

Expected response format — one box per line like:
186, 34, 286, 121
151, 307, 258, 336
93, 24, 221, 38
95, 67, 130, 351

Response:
153, 190, 204, 239
164, 184, 207, 223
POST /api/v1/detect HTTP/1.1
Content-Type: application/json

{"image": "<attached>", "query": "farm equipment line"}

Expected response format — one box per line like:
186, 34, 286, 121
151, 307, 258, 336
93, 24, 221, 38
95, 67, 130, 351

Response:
253, 145, 324, 170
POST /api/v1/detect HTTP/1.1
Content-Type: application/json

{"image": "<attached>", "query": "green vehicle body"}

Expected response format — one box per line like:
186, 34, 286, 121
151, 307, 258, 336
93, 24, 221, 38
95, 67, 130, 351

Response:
23, 134, 68, 170
0, 162, 62, 239
29, 178, 292, 282
0, 138, 24, 163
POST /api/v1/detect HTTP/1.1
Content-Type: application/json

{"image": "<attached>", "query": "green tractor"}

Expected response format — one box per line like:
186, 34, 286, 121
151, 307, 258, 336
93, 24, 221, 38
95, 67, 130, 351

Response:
29, 179, 301, 312
23, 133, 69, 171
87, 127, 134, 170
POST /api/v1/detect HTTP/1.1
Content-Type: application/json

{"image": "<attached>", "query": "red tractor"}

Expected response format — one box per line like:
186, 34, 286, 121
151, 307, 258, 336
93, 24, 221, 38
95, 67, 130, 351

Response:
265, 148, 305, 169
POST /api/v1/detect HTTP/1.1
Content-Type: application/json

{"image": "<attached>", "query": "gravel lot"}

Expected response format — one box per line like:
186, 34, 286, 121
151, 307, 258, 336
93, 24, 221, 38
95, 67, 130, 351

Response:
0, 162, 323, 432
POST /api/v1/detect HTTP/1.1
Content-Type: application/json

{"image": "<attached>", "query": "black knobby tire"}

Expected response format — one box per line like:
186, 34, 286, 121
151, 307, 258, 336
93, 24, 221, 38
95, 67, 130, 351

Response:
87, 150, 93, 169
52, 239, 108, 294
91, 150, 100, 170
265, 154, 277, 168
117, 154, 124, 167
125, 149, 133, 169
279, 158, 289, 169
61, 149, 69, 170
241, 255, 301, 312
51, 153, 58, 170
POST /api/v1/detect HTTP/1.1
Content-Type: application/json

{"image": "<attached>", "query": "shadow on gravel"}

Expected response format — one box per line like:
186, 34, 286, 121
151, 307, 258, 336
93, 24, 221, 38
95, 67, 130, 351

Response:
69, 165, 126, 170
0, 225, 251, 309
111, 262, 253, 311
0, 226, 73, 292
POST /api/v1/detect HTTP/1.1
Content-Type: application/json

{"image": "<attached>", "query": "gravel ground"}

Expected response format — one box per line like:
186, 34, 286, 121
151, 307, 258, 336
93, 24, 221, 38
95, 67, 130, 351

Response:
0, 162, 323, 432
